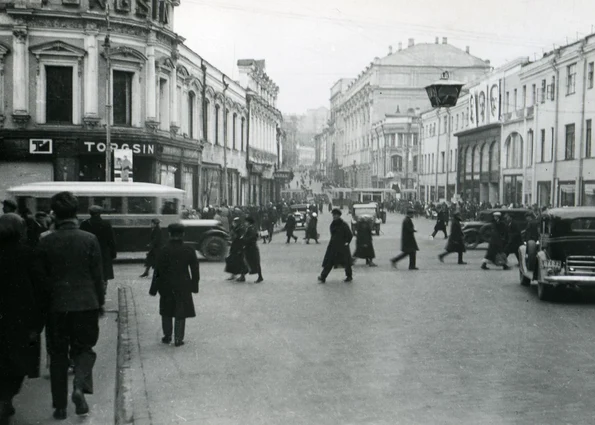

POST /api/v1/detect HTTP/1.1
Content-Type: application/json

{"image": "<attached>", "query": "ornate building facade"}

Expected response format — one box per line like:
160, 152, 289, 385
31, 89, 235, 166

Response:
0, 0, 283, 207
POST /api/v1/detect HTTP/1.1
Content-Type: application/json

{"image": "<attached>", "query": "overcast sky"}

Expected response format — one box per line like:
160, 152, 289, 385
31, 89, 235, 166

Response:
174, 0, 595, 114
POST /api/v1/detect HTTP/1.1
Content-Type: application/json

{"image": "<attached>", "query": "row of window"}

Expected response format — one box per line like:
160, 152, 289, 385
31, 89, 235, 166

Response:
420, 149, 458, 175
423, 112, 470, 138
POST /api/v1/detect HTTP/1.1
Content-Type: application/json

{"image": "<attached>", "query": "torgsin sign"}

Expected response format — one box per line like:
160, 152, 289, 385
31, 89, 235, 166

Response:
82, 141, 155, 155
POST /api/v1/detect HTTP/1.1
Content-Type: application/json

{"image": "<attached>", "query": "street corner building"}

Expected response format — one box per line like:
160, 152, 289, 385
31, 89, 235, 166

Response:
0, 0, 286, 207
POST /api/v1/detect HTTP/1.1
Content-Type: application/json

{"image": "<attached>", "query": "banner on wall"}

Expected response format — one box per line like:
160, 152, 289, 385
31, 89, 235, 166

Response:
489, 82, 500, 121
469, 92, 477, 128
114, 148, 133, 182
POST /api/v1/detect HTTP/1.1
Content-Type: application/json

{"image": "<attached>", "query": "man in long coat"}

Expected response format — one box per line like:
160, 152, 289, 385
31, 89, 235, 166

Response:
318, 208, 353, 283
431, 205, 449, 239
225, 218, 247, 281
149, 223, 199, 347
353, 216, 376, 266
80, 205, 117, 298
240, 216, 264, 283
285, 213, 298, 243
438, 212, 466, 264
481, 212, 509, 270
390, 209, 419, 270
140, 218, 162, 278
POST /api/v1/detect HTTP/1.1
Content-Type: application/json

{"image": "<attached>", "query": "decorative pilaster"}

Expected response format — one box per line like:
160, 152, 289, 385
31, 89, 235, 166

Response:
169, 48, 179, 132
12, 26, 30, 127
145, 32, 157, 126
83, 25, 99, 125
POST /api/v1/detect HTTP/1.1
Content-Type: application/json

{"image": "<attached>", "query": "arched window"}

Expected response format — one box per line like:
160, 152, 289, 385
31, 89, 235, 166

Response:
204, 99, 210, 142
215, 104, 220, 145
490, 141, 499, 174
473, 146, 480, 174
480, 143, 489, 173
392, 155, 403, 172
465, 146, 472, 175
188, 91, 195, 139
232, 113, 237, 150
505, 132, 524, 168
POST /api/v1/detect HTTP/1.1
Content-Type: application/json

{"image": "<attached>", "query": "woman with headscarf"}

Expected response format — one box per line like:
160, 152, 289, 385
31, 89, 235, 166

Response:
438, 212, 466, 264
353, 216, 377, 266
0, 213, 46, 422
305, 212, 319, 244
225, 218, 247, 281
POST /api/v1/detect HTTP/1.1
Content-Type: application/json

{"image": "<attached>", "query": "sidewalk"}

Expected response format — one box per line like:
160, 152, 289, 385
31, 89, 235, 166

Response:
12, 284, 119, 425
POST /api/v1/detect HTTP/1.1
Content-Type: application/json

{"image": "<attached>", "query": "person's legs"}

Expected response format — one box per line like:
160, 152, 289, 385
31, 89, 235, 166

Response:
344, 257, 353, 279
0, 375, 25, 419
408, 252, 417, 269
70, 310, 99, 396
161, 316, 173, 342
319, 264, 333, 281
391, 252, 407, 264
458, 251, 466, 264
438, 251, 450, 261
174, 319, 186, 345
48, 312, 70, 411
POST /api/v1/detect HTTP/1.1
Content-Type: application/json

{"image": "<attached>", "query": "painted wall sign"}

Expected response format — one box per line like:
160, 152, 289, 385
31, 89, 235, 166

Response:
81, 141, 155, 155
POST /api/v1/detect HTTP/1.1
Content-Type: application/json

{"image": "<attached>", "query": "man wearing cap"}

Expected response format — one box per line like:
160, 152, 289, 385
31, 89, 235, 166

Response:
318, 208, 353, 283
149, 223, 199, 347
2, 199, 17, 215
481, 212, 509, 270
390, 209, 419, 270
80, 206, 117, 297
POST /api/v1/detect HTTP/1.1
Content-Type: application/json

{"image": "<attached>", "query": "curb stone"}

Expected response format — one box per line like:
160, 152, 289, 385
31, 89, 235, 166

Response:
115, 286, 153, 425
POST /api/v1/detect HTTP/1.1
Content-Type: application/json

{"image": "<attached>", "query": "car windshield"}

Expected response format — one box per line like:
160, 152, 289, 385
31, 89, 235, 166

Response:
354, 208, 376, 216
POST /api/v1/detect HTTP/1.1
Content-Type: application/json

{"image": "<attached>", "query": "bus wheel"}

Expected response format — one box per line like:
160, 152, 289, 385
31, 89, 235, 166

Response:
201, 236, 228, 261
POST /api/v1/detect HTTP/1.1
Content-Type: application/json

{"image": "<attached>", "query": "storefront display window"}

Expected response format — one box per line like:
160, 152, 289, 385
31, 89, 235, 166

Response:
583, 182, 595, 206
559, 182, 575, 207
160, 164, 177, 188
183, 166, 194, 208
503, 175, 522, 206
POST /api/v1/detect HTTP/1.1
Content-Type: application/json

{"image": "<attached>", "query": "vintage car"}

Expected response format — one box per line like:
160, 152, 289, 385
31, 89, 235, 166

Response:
290, 203, 310, 228
350, 203, 381, 235
518, 207, 595, 301
462, 208, 534, 249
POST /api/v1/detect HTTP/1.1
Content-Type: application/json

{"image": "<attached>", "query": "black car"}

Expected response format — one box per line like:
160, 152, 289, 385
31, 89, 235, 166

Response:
462, 208, 534, 249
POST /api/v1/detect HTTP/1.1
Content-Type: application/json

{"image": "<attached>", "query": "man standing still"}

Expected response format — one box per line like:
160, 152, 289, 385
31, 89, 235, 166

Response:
391, 209, 419, 270
149, 223, 199, 347
80, 205, 117, 304
318, 208, 353, 283
37, 192, 104, 420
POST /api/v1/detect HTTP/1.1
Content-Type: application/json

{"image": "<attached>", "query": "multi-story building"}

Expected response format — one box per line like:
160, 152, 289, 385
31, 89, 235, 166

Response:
327, 38, 491, 188
419, 32, 595, 207
296, 144, 315, 167
0, 0, 283, 207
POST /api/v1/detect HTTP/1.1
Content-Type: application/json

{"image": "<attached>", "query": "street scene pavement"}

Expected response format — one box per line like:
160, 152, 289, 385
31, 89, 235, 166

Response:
109, 210, 595, 425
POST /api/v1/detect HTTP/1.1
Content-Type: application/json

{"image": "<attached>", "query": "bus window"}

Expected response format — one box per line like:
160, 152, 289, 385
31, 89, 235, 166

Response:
161, 198, 179, 215
92, 196, 123, 214
128, 197, 157, 214
36, 197, 53, 213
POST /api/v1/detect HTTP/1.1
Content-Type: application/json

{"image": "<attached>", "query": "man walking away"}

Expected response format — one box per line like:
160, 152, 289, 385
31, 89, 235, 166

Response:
149, 223, 199, 347
438, 212, 467, 264
37, 192, 104, 420
318, 208, 353, 283
80, 205, 117, 302
391, 209, 419, 270
284, 213, 298, 244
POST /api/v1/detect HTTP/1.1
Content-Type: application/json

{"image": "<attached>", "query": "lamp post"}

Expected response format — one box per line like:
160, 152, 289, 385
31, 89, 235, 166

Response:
103, 1, 112, 182
425, 71, 463, 203
222, 76, 229, 205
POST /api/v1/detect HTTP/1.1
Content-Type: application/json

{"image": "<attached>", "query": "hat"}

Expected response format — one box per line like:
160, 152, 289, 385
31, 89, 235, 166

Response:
89, 205, 103, 214
2, 199, 17, 210
331, 208, 342, 216
493, 212, 502, 217
168, 223, 185, 233
406, 208, 415, 215
151, 218, 161, 224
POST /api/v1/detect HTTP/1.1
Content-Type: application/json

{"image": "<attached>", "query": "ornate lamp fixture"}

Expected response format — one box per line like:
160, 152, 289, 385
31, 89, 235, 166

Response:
424, 71, 464, 108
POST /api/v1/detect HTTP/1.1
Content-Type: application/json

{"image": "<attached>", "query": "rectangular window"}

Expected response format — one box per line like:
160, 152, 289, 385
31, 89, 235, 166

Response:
540, 129, 546, 162
532, 84, 536, 105
46, 66, 73, 123
589, 62, 594, 89
215, 106, 220, 145
506, 91, 510, 113
456, 114, 459, 130
527, 131, 533, 166
412, 155, 418, 172
586, 119, 593, 158
514, 88, 518, 110
441, 151, 445, 173
541, 79, 546, 103
443, 116, 448, 133
565, 124, 575, 160
454, 148, 457, 171
113, 71, 133, 126
241, 118, 245, 151
522, 85, 526, 108
567, 63, 577, 95
232, 114, 237, 150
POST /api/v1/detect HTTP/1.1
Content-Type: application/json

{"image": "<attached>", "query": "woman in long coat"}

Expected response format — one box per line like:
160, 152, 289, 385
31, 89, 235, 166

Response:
240, 217, 263, 283
0, 213, 46, 421
225, 218, 247, 281
353, 217, 376, 266
141, 218, 163, 277
305, 212, 319, 244
284, 213, 298, 243
318, 209, 353, 283
149, 223, 199, 347
438, 212, 466, 264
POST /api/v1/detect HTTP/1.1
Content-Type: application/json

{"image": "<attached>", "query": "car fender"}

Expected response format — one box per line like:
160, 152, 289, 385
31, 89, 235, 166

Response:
518, 244, 531, 280
535, 250, 549, 284
201, 229, 230, 242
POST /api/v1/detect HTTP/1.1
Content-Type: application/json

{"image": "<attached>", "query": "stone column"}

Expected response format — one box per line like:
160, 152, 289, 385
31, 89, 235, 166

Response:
12, 26, 30, 126
145, 32, 158, 128
83, 27, 100, 127
169, 51, 179, 133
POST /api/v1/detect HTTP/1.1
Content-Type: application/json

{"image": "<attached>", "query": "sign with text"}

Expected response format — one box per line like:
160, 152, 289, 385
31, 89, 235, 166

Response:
81, 141, 155, 156
29, 139, 53, 154
114, 148, 133, 182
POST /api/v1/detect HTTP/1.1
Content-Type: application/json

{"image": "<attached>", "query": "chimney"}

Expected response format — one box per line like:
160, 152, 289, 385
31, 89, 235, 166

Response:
398, 42, 402, 51
408, 38, 414, 48
442, 37, 448, 44
388, 45, 393, 55
466, 45, 470, 54
485, 59, 491, 66
435, 37, 439, 44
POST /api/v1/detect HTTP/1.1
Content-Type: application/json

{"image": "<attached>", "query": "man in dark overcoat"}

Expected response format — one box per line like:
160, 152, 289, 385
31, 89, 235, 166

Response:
284, 213, 298, 243
240, 216, 264, 283
149, 223, 199, 347
353, 216, 376, 267
504, 214, 523, 263
37, 192, 104, 420
140, 218, 162, 278
431, 205, 449, 239
438, 212, 466, 264
0, 213, 46, 422
390, 209, 419, 270
80, 205, 117, 298
318, 208, 353, 283
481, 212, 509, 270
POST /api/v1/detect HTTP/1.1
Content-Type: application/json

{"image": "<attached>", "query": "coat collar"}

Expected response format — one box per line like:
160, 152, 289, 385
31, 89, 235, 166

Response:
55, 218, 79, 229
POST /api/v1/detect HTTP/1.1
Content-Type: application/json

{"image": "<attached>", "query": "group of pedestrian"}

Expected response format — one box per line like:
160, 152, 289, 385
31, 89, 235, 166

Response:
224, 217, 264, 283
1, 192, 114, 422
